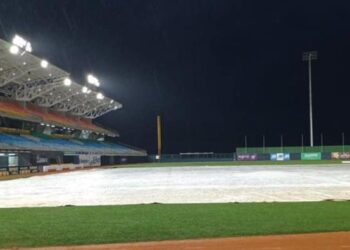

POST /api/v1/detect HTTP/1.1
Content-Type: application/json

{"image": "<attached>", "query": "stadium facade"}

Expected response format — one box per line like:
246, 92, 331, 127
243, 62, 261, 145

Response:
0, 35, 146, 176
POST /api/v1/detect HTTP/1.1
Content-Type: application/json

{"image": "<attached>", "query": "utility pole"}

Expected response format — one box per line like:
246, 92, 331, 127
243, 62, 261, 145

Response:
302, 51, 318, 147
157, 115, 162, 158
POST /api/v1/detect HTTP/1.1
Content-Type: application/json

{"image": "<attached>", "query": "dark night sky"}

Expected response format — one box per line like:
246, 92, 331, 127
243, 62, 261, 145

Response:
1, 0, 350, 153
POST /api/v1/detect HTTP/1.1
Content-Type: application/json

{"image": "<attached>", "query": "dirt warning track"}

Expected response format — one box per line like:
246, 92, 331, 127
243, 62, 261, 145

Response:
20, 232, 350, 250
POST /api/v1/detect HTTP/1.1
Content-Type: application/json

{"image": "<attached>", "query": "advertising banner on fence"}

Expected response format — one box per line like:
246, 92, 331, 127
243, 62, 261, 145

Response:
331, 152, 350, 160
237, 154, 258, 161
301, 152, 321, 160
270, 153, 290, 161
79, 154, 101, 166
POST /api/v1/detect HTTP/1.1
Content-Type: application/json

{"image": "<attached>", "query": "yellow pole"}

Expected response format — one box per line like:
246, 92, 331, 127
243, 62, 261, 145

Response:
157, 115, 162, 157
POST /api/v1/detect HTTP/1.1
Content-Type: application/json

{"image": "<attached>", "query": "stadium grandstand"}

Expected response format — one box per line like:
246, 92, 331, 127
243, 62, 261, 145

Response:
0, 35, 146, 176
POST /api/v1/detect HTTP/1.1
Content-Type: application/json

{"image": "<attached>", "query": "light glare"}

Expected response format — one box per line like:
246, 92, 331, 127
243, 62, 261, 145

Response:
82, 86, 88, 93
63, 78, 71, 86
9, 45, 19, 54
12, 35, 26, 47
12, 35, 32, 52
96, 92, 104, 99
87, 74, 100, 87
41, 60, 48, 68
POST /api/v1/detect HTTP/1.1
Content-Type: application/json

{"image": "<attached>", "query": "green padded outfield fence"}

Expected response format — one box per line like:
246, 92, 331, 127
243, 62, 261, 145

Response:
236, 145, 350, 154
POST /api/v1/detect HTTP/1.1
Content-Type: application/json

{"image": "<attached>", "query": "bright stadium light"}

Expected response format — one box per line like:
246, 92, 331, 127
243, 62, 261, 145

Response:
82, 86, 89, 93
9, 45, 19, 54
63, 78, 71, 86
87, 74, 100, 87
12, 34, 32, 52
40, 60, 48, 68
96, 92, 104, 100
12, 35, 26, 48
87, 74, 94, 83
25, 43, 32, 53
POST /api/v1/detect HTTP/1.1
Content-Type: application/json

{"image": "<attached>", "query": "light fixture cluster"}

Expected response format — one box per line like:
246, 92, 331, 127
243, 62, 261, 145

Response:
96, 92, 104, 100
7, 34, 119, 111
87, 74, 100, 87
63, 78, 71, 86
10, 35, 32, 55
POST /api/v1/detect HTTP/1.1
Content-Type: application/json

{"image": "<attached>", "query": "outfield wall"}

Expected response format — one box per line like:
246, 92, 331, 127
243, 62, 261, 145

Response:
236, 152, 331, 161
236, 145, 350, 154
234, 145, 350, 161
150, 153, 235, 163
149, 151, 350, 163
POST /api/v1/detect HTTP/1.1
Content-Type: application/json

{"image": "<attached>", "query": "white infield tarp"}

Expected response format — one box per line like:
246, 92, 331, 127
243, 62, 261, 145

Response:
1, 164, 350, 207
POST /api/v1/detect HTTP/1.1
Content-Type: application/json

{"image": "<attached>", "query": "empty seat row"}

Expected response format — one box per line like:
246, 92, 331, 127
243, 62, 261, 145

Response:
0, 133, 143, 155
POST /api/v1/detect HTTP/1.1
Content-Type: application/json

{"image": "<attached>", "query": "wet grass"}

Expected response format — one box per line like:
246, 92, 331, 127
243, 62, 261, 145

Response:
0, 201, 350, 248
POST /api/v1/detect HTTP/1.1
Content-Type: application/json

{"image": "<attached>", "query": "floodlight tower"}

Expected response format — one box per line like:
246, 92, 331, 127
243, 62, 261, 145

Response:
302, 51, 318, 147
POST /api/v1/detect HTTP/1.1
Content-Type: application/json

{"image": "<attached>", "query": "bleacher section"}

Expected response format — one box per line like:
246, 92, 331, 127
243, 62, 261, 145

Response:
0, 36, 146, 176
0, 98, 115, 136
0, 133, 145, 156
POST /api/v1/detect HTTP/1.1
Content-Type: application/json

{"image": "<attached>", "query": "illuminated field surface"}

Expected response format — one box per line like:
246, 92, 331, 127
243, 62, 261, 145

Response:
1, 164, 350, 207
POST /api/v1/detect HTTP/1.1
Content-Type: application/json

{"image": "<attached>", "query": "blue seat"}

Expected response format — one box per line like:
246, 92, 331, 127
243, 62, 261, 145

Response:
0, 133, 142, 155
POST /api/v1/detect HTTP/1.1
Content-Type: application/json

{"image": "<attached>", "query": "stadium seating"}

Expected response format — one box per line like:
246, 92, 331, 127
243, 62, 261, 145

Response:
0, 133, 144, 156
0, 98, 111, 135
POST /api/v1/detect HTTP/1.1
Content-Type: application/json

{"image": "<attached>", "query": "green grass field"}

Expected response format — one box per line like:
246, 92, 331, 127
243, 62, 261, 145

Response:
1, 201, 350, 248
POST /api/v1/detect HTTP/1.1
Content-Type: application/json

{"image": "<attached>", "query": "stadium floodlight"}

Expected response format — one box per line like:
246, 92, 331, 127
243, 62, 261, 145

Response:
302, 51, 318, 147
12, 34, 32, 53
25, 43, 32, 52
96, 92, 104, 100
87, 74, 100, 87
9, 45, 19, 54
63, 78, 71, 86
82, 86, 89, 93
114, 104, 122, 109
12, 35, 27, 48
40, 60, 49, 68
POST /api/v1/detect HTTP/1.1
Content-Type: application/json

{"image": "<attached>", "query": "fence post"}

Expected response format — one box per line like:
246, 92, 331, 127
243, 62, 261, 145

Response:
262, 135, 265, 153
301, 134, 304, 153
280, 135, 283, 153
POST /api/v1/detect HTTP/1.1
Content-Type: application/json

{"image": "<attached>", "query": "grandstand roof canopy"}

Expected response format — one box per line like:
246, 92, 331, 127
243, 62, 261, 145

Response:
0, 36, 122, 120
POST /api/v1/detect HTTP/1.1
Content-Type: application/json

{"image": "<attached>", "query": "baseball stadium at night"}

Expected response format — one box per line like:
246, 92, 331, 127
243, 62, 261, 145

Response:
1, 1, 350, 250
